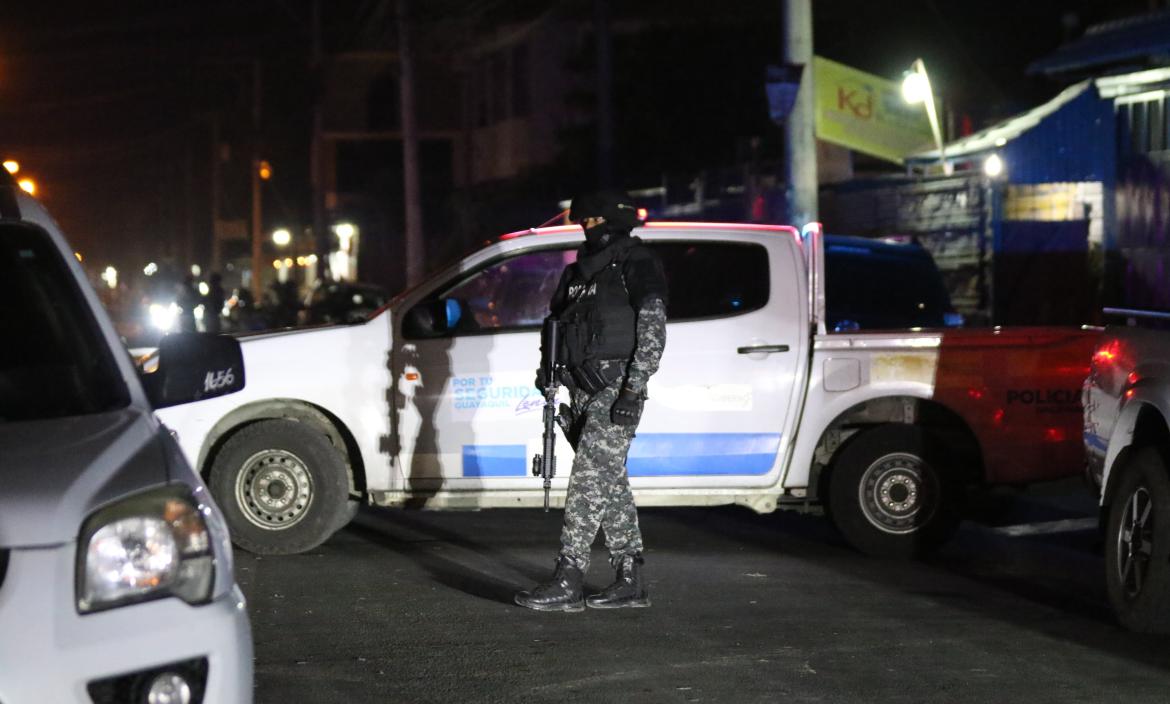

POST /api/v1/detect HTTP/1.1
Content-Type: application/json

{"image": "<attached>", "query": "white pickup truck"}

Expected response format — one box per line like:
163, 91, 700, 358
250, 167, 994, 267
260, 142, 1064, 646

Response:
157, 221, 1096, 558
1084, 308, 1170, 632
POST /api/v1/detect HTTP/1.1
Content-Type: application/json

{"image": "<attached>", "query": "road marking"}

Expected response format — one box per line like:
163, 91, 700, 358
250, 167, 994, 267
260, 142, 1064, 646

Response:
991, 517, 1098, 537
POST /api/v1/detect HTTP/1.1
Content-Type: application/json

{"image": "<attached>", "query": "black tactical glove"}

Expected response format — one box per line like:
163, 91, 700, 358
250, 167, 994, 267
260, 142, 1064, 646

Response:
535, 367, 548, 393
556, 403, 584, 451
611, 387, 644, 426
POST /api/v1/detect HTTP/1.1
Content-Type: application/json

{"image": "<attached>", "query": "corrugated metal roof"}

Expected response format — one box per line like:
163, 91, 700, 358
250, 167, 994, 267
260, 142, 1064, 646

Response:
1028, 10, 1170, 77
909, 81, 1092, 161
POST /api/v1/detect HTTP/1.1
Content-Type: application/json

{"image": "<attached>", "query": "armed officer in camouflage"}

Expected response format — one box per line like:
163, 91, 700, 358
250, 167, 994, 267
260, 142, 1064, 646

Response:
515, 191, 668, 612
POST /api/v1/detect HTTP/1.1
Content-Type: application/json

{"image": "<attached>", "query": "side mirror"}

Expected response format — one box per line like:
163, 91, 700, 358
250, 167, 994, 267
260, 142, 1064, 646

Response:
141, 333, 246, 409
403, 298, 465, 339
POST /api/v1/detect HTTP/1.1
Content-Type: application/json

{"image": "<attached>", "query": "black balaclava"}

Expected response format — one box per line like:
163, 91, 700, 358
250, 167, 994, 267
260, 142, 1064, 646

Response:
583, 220, 631, 253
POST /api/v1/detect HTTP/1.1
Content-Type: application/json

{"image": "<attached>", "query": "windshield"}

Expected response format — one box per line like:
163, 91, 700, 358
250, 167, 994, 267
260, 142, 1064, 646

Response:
0, 223, 130, 422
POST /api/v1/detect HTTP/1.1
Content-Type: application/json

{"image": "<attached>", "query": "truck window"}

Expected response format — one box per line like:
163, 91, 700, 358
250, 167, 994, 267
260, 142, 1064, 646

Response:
0, 224, 130, 423
424, 240, 769, 336
440, 248, 577, 332
648, 242, 769, 321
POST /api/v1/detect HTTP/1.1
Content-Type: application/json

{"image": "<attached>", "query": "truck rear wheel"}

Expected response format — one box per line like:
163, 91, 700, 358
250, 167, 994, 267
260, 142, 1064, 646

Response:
827, 424, 961, 559
209, 419, 350, 555
1105, 447, 1170, 633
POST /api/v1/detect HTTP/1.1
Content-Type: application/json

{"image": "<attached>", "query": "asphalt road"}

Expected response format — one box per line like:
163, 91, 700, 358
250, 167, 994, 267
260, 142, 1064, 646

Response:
236, 483, 1170, 703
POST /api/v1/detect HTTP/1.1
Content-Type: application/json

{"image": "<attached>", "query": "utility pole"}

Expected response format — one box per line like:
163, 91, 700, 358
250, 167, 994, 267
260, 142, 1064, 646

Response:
210, 112, 222, 271
310, 0, 329, 281
782, 0, 817, 226
250, 59, 264, 303
595, 0, 614, 189
398, 0, 425, 287
184, 141, 195, 268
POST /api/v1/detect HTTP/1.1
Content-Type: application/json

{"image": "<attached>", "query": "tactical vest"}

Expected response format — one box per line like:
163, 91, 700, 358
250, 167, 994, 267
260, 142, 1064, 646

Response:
555, 245, 638, 376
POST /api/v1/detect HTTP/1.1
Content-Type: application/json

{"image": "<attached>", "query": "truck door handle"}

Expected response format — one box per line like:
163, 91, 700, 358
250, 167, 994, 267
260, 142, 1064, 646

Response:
737, 344, 790, 354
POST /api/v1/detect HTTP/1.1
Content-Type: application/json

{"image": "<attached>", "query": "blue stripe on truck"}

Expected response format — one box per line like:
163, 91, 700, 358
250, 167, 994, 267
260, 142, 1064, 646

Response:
627, 433, 781, 476
463, 445, 527, 477
461, 433, 781, 478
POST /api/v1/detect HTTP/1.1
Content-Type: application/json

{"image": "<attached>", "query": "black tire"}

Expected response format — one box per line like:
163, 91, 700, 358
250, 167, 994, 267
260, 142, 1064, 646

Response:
827, 424, 961, 559
209, 419, 350, 555
1104, 446, 1170, 633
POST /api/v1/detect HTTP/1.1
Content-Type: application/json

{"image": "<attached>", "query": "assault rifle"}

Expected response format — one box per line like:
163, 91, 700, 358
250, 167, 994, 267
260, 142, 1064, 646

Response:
531, 318, 562, 511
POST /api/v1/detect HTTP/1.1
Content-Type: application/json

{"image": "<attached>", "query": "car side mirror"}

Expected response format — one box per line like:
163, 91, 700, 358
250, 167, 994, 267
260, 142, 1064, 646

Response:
403, 298, 465, 339
140, 333, 246, 409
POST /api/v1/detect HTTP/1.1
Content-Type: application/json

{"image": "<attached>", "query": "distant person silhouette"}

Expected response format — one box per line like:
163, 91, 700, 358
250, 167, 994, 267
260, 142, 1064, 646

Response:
203, 273, 226, 334
176, 275, 199, 333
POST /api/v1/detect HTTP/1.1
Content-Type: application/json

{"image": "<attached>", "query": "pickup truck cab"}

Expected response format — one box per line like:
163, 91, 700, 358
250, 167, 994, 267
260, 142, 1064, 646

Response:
157, 221, 1097, 559
1084, 308, 1170, 631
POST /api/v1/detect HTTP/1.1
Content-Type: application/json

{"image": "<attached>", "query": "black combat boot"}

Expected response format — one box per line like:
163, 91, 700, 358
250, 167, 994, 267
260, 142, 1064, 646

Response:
586, 553, 649, 609
514, 555, 586, 612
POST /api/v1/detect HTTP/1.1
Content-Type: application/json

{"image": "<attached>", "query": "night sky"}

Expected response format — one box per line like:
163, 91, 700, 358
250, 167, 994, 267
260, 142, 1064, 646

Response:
0, 0, 1154, 286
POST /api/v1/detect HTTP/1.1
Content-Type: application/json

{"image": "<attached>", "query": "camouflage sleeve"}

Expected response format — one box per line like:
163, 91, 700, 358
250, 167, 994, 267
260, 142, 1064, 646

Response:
623, 298, 667, 396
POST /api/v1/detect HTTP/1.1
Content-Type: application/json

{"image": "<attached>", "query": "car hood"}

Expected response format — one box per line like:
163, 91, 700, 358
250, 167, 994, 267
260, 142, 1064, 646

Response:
0, 408, 169, 548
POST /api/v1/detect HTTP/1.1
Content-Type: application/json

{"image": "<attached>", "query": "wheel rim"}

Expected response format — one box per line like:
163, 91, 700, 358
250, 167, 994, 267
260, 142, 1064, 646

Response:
857, 452, 937, 535
235, 449, 315, 530
1117, 486, 1154, 600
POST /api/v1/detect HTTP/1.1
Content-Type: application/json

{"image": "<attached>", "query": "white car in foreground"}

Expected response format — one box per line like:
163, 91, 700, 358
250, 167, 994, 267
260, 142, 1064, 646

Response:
0, 181, 252, 702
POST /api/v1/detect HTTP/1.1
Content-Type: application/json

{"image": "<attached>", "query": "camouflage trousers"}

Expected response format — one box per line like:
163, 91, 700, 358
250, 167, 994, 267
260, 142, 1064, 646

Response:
559, 382, 643, 572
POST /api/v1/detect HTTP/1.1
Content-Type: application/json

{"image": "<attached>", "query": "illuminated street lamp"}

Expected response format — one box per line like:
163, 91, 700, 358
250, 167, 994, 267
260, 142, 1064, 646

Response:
334, 222, 356, 252
101, 266, 118, 290
3, 160, 19, 175
17, 178, 36, 196
983, 153, 1005, 178
902, 58, 951, 175
272, 228, 292, 247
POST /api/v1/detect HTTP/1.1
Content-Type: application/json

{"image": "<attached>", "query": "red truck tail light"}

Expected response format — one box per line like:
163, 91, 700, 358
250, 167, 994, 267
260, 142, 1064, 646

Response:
1092, 341, 1120, 365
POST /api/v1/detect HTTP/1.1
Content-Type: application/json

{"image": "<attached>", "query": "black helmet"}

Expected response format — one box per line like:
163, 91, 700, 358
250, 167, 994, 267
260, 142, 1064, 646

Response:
569, 190, 640, 230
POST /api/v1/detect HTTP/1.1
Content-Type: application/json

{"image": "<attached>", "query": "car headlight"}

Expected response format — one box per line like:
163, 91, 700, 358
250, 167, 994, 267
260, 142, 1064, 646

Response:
77, 486, 215, 614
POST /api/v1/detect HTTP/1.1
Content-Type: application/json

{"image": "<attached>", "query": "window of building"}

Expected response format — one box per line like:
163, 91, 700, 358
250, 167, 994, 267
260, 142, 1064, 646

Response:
491, 51, 508, 124
512, 43, 530, 119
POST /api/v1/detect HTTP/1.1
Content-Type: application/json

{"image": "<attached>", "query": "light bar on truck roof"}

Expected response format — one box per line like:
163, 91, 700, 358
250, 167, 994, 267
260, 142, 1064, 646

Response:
499, 224, 581, 240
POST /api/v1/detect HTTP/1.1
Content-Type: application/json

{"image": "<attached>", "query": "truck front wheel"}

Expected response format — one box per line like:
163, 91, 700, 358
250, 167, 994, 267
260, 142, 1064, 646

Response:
209, 419, 350, 555
827, 424, 961, 559
1104, 447, 1170, 633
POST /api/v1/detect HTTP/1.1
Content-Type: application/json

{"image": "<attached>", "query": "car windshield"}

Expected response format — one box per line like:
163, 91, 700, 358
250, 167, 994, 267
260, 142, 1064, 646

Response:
0, 223, 130, 422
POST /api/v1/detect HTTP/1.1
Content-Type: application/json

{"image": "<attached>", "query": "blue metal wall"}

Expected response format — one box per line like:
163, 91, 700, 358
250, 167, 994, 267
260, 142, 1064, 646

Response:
1001, 85, 1115, 186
